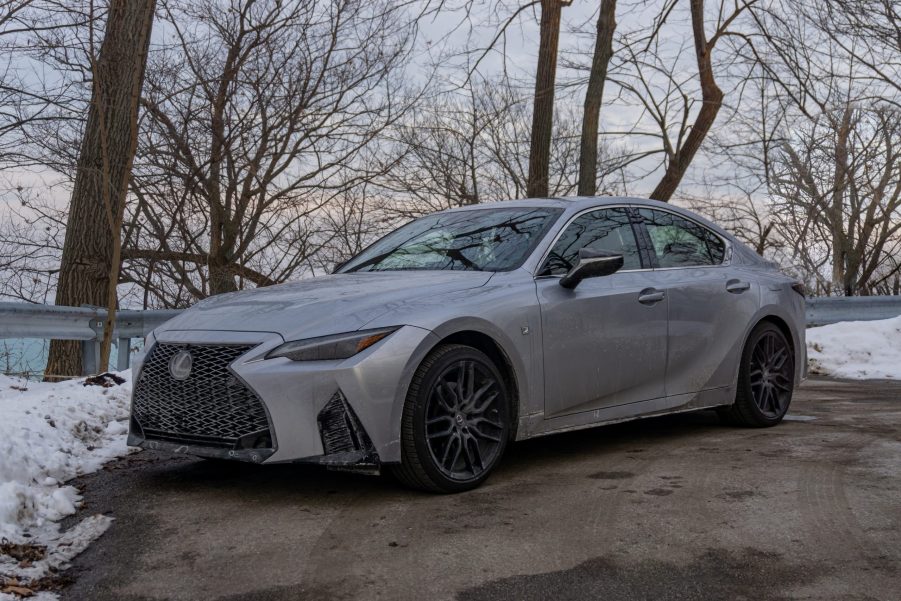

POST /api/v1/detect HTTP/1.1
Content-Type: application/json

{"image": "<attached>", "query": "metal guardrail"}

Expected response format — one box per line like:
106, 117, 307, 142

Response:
1, 296, 899, 376
0, 303, 180, 375
806, 296, 901, 327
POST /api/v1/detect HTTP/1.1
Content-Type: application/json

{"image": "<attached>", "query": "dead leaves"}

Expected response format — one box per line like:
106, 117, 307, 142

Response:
83, 372, 126, 388
0, 580, 34, 598
1, 539, 71, 598
0, 539, 46, 563
0, 540, 46, 597
0, 574, 74, 598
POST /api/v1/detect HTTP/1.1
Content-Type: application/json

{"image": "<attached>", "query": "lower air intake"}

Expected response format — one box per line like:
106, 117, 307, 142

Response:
317, 392, 375, 457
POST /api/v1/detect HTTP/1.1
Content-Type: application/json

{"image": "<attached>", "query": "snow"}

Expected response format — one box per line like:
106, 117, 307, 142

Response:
0, 372, 133, 598
807, 315, 901, 380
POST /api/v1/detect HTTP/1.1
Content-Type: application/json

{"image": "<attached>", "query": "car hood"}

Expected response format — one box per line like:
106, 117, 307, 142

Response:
157, 271, 495, 340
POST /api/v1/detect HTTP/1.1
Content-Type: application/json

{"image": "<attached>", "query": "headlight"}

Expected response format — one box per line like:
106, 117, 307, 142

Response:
265, 327, 400, 361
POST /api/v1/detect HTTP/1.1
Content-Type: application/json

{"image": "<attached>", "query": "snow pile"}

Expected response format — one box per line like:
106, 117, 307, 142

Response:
0, 372, 133, 596
807, 315, 901, 380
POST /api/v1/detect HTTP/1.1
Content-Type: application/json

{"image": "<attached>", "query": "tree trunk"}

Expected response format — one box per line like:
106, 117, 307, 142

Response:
45, 0, 156, 379
209, 254, 239, 295
205, 41, 239, 296
578, 0, 616, 197
527, 0, 570, 199
831, 106, 853, 296
649, 0, 724, 202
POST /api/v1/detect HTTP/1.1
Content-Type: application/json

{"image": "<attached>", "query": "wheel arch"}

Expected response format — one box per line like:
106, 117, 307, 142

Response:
721, 312, 799, 426
757, 315, 795, 358
737, 307, 805, 389
433, 330, 521, 440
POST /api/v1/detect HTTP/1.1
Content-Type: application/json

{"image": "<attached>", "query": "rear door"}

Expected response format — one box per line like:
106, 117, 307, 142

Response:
636, 208, 759, 396
537, 207, 668, 418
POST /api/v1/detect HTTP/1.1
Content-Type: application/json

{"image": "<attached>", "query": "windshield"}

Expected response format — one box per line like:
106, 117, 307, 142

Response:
339, 207, 562, 273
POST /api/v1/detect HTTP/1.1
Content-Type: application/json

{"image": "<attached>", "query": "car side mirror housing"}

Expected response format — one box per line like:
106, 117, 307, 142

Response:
559, 248, 624, 289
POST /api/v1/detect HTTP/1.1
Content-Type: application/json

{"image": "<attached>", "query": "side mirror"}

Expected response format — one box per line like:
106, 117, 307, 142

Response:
559, 248, 624, 289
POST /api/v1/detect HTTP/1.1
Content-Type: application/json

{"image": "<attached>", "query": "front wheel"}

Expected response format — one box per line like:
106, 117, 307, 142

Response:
719, 321, 795, 427
391, 344, 510, 493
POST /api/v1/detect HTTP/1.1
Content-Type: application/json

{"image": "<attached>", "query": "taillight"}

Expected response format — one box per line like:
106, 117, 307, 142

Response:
791, 282, 805, 297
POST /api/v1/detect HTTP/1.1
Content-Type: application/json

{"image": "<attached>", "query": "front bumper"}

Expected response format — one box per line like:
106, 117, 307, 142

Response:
128, 325, 439, 465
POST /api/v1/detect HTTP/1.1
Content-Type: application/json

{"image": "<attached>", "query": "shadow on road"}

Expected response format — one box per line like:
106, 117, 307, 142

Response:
131, 409, 724, 499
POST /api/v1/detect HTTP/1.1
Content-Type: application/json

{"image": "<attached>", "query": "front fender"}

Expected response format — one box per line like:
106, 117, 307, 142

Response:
363, 272, 544, 441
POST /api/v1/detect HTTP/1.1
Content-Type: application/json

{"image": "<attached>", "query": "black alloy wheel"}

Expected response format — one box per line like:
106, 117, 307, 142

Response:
392, 344, 510, 493
749, 330, 793, 418
719, 321, 795, 427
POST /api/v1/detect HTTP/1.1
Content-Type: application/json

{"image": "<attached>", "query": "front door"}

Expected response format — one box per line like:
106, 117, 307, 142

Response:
537, 207, 668, 418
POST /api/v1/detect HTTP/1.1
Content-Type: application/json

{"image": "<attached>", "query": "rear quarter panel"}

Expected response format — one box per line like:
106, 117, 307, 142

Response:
725, 260, 806, 388
756, 272, 807, 386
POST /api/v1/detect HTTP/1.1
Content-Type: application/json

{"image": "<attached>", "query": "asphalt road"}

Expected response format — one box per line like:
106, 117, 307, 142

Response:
62, 377, 901, 601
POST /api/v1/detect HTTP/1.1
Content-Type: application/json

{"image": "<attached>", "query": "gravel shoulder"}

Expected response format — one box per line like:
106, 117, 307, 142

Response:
61, 377, 901, 601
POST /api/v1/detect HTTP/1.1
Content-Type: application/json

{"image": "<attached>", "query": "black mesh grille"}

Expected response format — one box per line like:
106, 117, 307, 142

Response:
132, 343, 272, 447
318, 393, 374, 456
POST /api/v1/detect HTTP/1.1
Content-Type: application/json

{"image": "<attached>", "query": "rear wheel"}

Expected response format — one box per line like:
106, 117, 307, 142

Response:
719, 321, 794, 427
391, 344, 510, 493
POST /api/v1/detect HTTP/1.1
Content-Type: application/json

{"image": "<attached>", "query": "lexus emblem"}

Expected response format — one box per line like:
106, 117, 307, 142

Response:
168, 350, 193, 381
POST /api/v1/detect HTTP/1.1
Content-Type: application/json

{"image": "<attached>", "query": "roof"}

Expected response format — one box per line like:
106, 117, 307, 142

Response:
443, 196, 740, 247
446, 195, 681, 212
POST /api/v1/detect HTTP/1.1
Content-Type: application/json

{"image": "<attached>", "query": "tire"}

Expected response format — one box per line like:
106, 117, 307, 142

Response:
719, 321, 795, 427
391, 344, 511, 493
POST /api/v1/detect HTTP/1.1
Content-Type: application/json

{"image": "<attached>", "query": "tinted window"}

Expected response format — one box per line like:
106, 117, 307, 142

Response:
340, 207, 561, 273
639, 208, 725, 268
540, 208, 642, 276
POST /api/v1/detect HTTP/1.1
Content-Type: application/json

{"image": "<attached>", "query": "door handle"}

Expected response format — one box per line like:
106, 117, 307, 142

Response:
726, 279, 751, 293
638, 288, 666, 304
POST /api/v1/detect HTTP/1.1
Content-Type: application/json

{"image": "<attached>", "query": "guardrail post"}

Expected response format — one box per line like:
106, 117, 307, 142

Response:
117, 337, 131, 371
83, 315, 105, 376
81, 339, 99, 376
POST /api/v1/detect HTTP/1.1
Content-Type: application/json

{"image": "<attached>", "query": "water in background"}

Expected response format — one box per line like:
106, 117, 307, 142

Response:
1, 338, 143, 379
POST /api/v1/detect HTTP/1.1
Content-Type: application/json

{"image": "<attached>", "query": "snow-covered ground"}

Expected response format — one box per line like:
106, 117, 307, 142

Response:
807, 315, 901, 380
0, 372, 132, 599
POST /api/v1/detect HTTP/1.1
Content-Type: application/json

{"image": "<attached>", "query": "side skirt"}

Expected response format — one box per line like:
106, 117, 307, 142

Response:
523, 386, 733, 439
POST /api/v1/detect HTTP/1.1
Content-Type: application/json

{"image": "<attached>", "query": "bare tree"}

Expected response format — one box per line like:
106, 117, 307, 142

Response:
770, 105, 901, 296
378, 73, 621, 219
45, 0, 155, 378
0, 0, 40, 161
698, 0, 901, 295
527, 0, 571, 198
0, 1, 94, 167
648, 0, 757, 201
120, 0, 416, 302
560, 0, 762, 202
577, 0, 616, 196
819, 0, 900, 104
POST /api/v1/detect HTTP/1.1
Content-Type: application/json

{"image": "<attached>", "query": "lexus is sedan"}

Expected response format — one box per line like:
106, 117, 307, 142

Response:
128, 197, 805, 493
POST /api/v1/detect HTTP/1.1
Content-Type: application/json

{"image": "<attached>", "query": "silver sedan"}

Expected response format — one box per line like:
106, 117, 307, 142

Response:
128, 197, 806, 492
